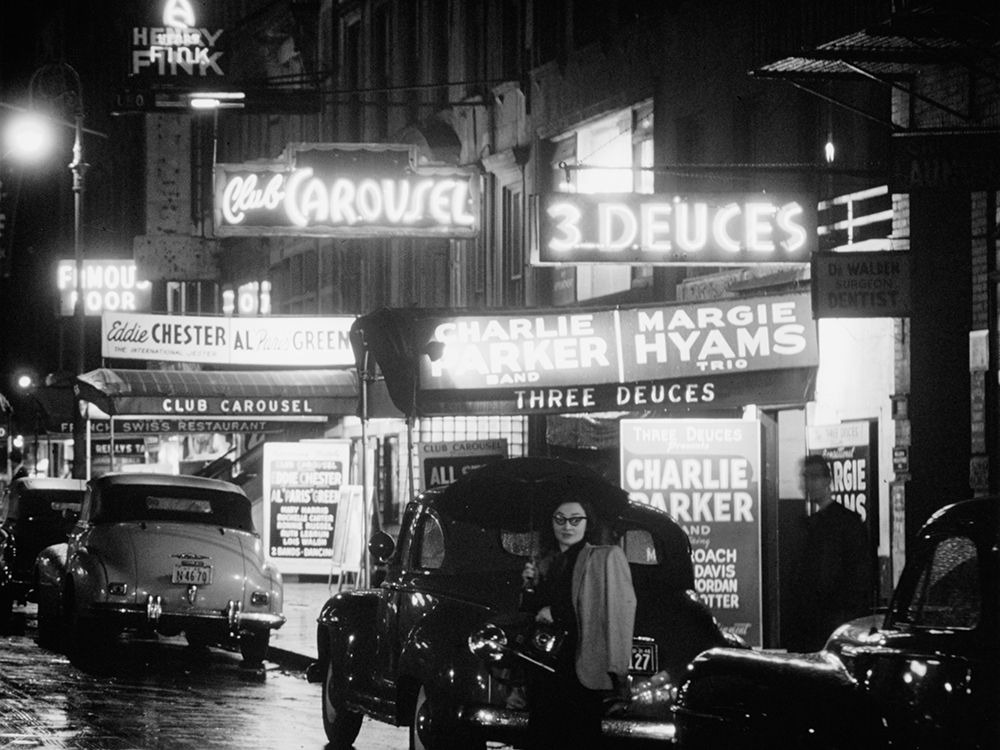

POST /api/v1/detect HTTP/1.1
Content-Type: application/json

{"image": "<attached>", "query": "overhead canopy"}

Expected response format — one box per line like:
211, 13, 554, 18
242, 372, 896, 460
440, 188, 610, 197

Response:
76, 368, 359, 421
351, 293, 819, 418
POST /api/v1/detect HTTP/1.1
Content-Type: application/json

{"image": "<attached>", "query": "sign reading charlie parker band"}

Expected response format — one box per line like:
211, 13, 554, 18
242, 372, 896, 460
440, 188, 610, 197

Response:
538, 192, 815, 265
620, 418, 763, 646
263, 441, 360, 575
415, 292, 817, 414
102, 311, 355, 367
214, 143, 479, 238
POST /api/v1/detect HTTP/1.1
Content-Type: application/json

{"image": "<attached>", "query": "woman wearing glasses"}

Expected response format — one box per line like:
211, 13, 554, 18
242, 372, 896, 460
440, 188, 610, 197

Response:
520, 494, 637, 749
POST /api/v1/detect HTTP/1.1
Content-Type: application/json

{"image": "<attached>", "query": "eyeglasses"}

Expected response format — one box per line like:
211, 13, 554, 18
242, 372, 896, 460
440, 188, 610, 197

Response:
552, 514, 587, 527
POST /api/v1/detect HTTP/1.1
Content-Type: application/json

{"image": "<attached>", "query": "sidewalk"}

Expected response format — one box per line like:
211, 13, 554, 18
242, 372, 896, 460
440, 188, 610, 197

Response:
268, 579, 349, 670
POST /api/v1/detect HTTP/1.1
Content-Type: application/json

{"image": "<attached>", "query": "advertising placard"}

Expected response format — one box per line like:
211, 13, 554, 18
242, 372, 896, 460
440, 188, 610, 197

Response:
418, 438, 508, 489
620, 418, 762, 646
805, 420, 879, 533
811, 251, 911, 318
410, 293, 817, 414
102, 311, 356, 367
263, 441, 352, 575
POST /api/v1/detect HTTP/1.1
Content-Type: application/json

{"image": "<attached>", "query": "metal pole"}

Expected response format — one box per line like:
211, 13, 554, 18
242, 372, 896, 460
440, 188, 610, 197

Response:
70, 100, 88, 479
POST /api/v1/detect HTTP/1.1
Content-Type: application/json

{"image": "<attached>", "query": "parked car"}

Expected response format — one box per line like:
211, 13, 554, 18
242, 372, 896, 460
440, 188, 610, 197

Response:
0, 477, 85, 626
674, 497, 1000, 750
308, 457, 733, 749
34, 472, 285, 667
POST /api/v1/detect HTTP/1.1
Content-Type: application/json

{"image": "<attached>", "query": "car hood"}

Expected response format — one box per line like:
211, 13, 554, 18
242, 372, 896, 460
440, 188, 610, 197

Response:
94, 522, 255, 610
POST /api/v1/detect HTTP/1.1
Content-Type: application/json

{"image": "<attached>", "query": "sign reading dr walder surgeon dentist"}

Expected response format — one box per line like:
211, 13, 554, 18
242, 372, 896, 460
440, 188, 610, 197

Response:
620, 418, 763, 646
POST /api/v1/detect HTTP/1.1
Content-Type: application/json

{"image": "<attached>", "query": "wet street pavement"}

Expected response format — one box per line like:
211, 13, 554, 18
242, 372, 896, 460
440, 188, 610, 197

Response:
0, 608, 409, 750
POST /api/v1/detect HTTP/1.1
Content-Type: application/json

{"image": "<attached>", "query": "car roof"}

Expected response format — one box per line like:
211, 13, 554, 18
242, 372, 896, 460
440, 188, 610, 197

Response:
89, 472, 247, 496
10, 477, 87, 494
921, 497, 998, 541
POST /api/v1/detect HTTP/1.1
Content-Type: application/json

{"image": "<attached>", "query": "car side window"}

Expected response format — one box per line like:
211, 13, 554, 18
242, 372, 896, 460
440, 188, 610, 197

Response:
903, 535, 980, 629
416, 512, 445, 570
621, 528, 659, 565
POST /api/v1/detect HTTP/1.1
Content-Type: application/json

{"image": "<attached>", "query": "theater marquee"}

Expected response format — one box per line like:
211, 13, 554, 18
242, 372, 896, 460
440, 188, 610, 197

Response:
538, 192, 815, 265
214, 143, 479, 238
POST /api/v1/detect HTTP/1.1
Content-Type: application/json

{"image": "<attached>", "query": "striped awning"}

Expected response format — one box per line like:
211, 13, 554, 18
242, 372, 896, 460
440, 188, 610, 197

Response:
76, 368, 359, 421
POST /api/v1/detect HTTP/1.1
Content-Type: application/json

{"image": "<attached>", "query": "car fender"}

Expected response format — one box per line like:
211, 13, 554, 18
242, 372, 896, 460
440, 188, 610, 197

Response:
397, 604, 494, 705
316, 590, 380, 678
35, 543, 69, 590
677, 646, 885, 746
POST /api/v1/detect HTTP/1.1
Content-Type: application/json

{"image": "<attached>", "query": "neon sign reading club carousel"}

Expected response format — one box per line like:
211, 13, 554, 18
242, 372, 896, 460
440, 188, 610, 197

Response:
214, 143, 479, 238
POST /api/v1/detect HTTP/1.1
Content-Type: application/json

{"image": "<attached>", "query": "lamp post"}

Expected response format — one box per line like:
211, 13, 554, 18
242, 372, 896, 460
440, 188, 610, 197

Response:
5, 63, 90, 478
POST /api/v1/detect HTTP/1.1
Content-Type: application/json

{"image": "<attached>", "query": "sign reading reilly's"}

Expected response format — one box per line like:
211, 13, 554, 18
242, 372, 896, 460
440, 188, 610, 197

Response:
214, 143, 479, 238
418, 293, 817, 414
102, 311, 356, 367
538, 192, 815, 265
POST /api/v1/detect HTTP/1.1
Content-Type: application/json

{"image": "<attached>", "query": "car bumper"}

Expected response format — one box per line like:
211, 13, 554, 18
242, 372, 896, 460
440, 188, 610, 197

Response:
459, 705, 676, 743
84, 600, 286, 632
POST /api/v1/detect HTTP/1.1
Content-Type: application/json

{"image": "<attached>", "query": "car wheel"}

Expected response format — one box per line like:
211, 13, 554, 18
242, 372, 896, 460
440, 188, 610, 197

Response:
0, 592, 12, 631
67, 594, 110, 670
322, 658, 363, 748
239, 629, 270, 666
410, 685, 484, 750
35, 585, 63, 651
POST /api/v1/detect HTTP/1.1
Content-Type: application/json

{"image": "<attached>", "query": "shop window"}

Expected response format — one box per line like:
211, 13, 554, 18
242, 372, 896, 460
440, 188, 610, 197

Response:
557, 103, 654, 303
502, 184, 524, 304
166, 281, 219, 314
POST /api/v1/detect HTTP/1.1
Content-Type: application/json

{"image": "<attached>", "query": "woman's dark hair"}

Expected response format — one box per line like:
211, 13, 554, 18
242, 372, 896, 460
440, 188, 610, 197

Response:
537, 494, 599, 556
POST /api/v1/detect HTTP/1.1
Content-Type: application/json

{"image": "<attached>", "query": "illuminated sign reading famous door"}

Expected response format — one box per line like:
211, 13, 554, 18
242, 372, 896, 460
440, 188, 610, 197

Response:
57, 259, 153, 316
214, 143, 479, 238
538, 192, 815, 265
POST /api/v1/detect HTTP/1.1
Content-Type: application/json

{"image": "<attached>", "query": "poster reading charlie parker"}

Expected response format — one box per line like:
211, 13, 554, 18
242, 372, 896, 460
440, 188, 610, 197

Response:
620, 418, 762, 646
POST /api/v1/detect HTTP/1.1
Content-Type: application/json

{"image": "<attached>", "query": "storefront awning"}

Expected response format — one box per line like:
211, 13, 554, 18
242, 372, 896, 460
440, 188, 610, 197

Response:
352, 295, 819, 418
76, 368, 360, 421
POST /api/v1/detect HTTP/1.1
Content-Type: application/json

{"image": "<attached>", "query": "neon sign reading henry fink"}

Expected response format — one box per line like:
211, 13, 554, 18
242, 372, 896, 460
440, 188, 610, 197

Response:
539, 192, 815, 265
131, 0, 225, 77
214, 143, 479, 238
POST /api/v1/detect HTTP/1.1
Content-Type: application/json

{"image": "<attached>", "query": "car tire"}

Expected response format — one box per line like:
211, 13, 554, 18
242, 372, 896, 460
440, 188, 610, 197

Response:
35, 585, 62, 651
0, 592, 12, 631
322, 658, 363, 748
67, 600, 110, 671
410, 684, 484, 750
239, 629, 270, 666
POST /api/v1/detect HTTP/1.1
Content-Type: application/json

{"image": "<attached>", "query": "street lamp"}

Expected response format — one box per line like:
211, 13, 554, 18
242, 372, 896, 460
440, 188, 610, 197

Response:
5, 63, 91, 478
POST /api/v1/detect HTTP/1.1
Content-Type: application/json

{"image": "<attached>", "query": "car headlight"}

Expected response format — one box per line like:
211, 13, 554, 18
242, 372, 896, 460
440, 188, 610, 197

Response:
108, 582, 129, 596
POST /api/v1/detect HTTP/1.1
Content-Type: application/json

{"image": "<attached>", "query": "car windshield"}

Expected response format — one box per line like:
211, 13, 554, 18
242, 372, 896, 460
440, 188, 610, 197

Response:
93, 484, 254, 532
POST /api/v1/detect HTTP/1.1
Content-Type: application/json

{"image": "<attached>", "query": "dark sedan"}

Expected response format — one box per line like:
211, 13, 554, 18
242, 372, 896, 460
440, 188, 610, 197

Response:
0, 477, 85, 626
675, 496, 1000, 750
309, 457, 732, 749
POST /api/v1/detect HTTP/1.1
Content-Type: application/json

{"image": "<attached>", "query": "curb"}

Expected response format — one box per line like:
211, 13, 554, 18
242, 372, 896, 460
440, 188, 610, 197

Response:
267, 646, 316, 673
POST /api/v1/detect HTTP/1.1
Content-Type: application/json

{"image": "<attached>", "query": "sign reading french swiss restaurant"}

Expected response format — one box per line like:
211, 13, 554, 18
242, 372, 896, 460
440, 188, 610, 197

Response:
538, 192, 815, 265
414, 292, 818, 414
102, 311, 355, 367
214, 143, 479, 239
